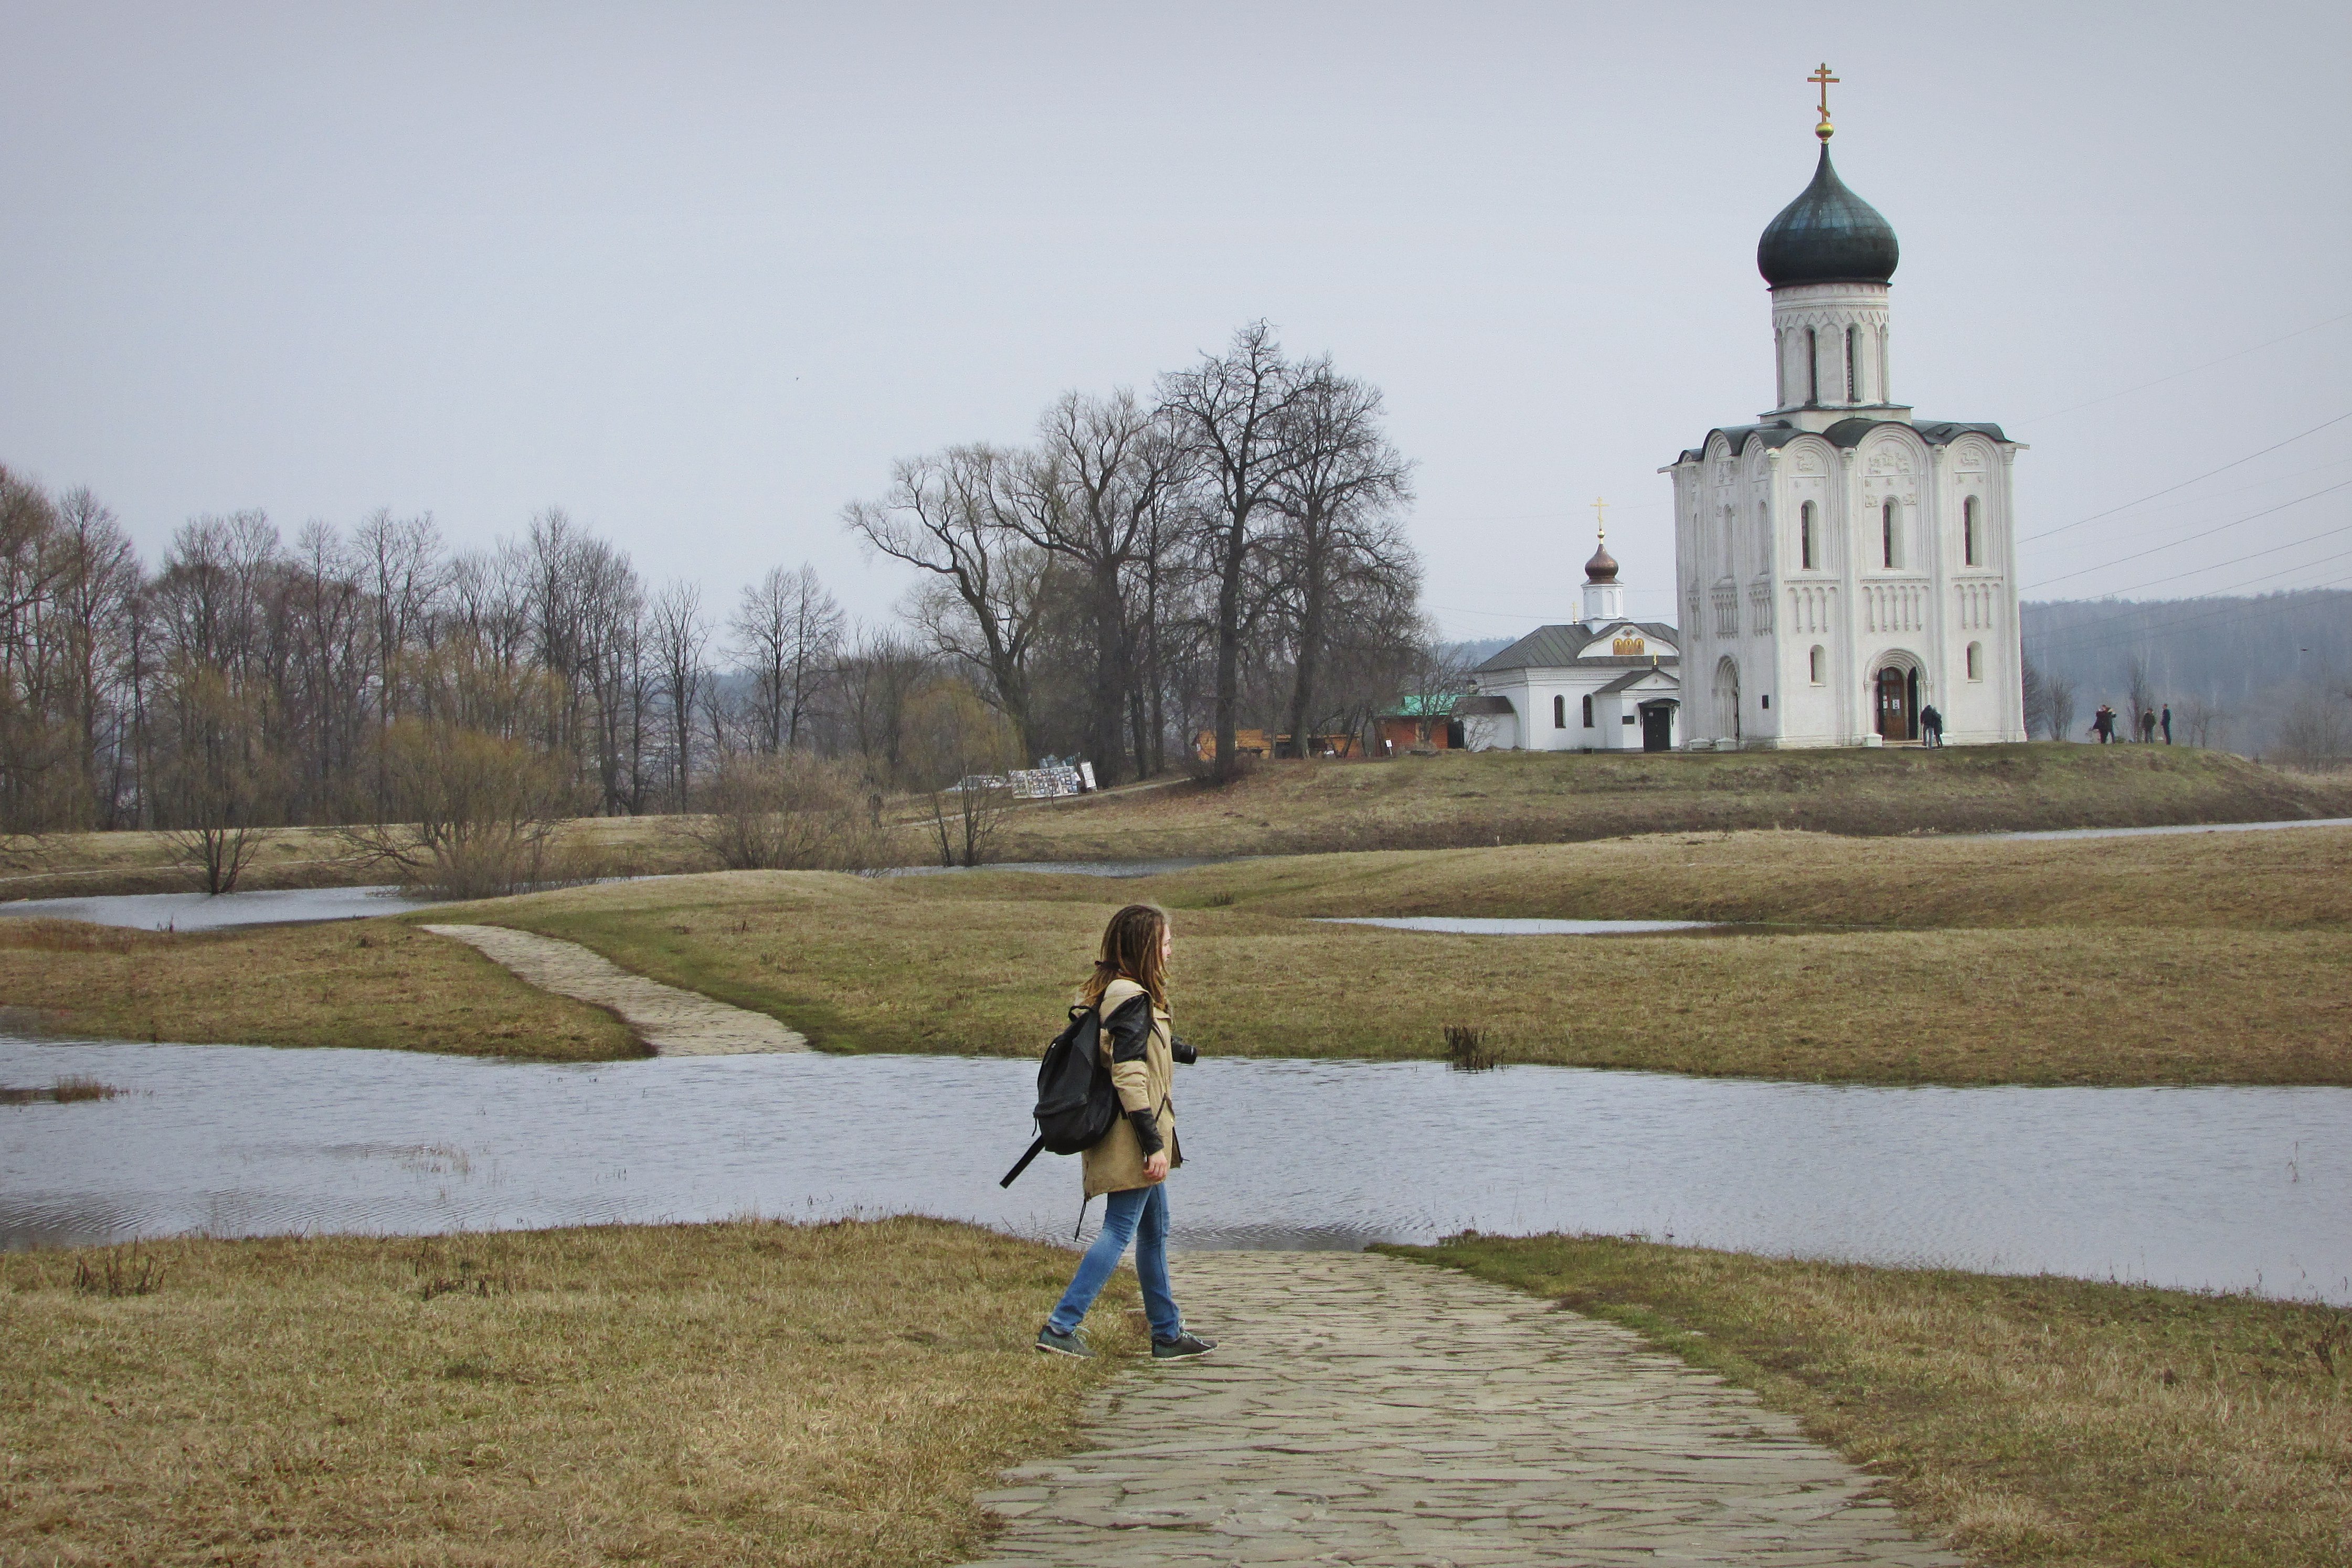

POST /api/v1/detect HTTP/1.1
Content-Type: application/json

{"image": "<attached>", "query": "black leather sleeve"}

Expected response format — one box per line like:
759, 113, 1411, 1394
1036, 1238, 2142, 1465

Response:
1170, 1034, 1198, 1065
1103, 995, 1154, 1064
1126, 1106, 1164, 1156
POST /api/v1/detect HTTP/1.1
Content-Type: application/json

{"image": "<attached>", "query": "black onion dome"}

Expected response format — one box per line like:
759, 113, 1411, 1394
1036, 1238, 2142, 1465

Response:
1584, 538, 1619, 584
1757, 145, 1899, 287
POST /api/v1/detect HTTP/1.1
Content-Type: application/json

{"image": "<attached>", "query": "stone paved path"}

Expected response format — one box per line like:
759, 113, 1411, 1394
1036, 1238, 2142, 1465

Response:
419, 924, 807, 1055
967, 1251, 1959, 1567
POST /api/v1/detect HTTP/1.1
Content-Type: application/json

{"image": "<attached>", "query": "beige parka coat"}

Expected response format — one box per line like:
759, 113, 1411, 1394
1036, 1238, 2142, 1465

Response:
1080, 976, 1182, 1199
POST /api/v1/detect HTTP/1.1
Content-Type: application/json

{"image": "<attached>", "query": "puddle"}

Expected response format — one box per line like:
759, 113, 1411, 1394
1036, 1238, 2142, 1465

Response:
3, 1036, 2345, 1304
1316, 917, 1720, 936
1973, 817, 2352, 843
0, 885, 431, 931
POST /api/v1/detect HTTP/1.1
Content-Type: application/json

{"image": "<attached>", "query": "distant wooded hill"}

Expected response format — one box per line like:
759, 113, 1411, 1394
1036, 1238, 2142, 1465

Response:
2024, 590, 2351, 757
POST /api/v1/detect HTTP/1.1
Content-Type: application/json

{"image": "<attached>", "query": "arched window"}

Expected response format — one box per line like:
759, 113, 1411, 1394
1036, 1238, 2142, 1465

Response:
1552, 694, 1566, 729
1581, 694, 1594, 728
1963, 496, 1979, 566
1805, 327, 1818, 404
1809, 645, 1826, 685
1881, 499, 1898, 568
1800, 501, 1816, 569
1845, 325, 1860, 402
1966, 642, 1984, 681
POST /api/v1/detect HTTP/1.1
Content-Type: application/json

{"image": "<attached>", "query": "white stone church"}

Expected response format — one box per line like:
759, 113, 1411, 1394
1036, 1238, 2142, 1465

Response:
1469, 81, 2027, 751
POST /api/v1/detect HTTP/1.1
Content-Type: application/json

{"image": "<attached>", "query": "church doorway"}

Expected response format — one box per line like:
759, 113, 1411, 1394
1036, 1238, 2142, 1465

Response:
1640, 701, 1676, 753
1874, 665, 1919, 741
1712, 658, 1741, 747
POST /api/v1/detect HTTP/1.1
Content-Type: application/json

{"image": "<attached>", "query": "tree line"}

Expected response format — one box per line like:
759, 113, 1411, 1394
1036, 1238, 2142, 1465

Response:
0, 322, 1436, 839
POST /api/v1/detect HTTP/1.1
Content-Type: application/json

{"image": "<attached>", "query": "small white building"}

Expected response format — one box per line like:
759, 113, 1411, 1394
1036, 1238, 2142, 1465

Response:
1465, 536, 1683, 753
1666, 93, 2027, 748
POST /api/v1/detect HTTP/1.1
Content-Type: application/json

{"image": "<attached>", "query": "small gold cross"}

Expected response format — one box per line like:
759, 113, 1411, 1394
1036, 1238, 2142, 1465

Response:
1590, 496, 1608, 540
1809, 63, 1838, 140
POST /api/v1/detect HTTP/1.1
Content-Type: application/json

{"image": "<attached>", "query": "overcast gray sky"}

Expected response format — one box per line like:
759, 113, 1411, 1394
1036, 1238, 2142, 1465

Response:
4, 1, 2347, 642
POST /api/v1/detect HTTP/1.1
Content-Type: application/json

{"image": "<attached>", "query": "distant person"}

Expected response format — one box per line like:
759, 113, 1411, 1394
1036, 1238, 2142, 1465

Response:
1035, 903, 1214, 1363
2139, 708, 2158, 744
2091, 705, 2117, 744
2162, 705, 2174, 744
1919, 702, 1944, 747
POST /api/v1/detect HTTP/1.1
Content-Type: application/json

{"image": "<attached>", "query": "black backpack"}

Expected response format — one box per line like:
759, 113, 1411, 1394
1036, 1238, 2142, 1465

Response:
998, 1004, 1121, 1188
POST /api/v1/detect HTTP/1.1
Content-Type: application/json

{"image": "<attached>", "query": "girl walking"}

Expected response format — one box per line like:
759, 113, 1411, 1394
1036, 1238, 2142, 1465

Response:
1035, 903, 1215, 1361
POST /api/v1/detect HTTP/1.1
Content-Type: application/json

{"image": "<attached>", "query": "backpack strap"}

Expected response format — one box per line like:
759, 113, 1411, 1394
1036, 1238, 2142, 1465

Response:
998, 1135, 1046, 1189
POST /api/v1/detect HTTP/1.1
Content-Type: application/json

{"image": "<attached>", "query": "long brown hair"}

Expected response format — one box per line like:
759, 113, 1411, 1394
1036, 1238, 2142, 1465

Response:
1079, 903, 1169, 1011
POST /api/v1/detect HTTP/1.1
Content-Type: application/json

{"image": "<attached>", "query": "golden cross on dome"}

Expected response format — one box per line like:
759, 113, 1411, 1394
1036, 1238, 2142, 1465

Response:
1809, 62, 1838, 140
1590, 496, 1607, 539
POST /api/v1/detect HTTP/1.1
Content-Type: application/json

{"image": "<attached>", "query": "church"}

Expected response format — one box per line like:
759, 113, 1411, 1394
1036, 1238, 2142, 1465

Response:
1467, 70, 2026, 751
1669, 69, 2026, 748
1460, 524, 1683, 752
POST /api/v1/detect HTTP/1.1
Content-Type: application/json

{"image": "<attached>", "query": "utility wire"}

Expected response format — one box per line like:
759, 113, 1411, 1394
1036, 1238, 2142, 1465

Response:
2017, 409, 2352, 544
2018, 309, 2352, 424
2025, 574, 2352, 658
2021, 476, 2352, 591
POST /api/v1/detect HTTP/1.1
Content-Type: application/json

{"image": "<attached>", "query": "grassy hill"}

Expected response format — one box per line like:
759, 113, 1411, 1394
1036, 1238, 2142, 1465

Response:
995, 744, 2352, 861
7, 743, 2348, 903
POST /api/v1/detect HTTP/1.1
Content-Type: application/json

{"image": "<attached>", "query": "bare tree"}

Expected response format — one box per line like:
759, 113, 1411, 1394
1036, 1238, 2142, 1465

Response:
844, 447, 1048, 753
2044, 672, 2079, 743
2124, 652, 2157, 741
1266, 364, 1416, 754
1156, 322, 1313, 783
998, 390, 1188, 783
648, 580, 708, 810
730, 564, 844, 753
835, 630, 931, 785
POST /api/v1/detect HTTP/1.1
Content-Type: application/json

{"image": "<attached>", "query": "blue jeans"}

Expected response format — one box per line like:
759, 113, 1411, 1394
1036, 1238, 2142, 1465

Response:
1046, 1183, 1181, 1340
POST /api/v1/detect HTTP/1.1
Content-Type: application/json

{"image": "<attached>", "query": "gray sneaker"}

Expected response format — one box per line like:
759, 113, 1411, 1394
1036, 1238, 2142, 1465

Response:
1034, 1325, 1092, 1359
1152, 1331, 1217, 1360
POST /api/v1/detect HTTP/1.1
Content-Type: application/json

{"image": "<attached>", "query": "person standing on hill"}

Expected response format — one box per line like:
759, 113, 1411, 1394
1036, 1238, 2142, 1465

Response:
2161, 704, 2174, 744
2091, 705, 2116, 744
1036, 903, 1215, 1362
1917, 702, 1944, 747
2139, 708, 2158, 743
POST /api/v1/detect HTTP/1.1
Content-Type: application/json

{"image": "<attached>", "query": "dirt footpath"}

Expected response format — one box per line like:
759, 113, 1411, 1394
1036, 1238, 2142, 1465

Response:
967, 1250, 1957, 1567
420, 924, 808, 1056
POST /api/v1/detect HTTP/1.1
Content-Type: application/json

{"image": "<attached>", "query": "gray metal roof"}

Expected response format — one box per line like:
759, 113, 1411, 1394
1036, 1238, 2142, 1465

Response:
1475, 621, 1680, 674
1675, 416, 2013, 467
1451, 693, 1515, 715
1594, 668, 1681, 695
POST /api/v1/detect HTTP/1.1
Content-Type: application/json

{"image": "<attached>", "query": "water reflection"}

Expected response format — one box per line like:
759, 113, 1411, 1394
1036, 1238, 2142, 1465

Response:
4, 1036, 2345, 1302
0, 885, 431, 931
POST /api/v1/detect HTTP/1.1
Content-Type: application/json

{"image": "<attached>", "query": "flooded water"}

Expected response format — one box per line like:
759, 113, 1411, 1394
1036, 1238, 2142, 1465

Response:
0, 885, 432, 931
1317, 917, 1719, 936
5, 1035, 2345, 1302
1977, 816, 2352, 842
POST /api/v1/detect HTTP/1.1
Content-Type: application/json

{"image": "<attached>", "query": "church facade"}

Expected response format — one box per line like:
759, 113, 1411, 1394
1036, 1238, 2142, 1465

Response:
1667, 87, 2028, 748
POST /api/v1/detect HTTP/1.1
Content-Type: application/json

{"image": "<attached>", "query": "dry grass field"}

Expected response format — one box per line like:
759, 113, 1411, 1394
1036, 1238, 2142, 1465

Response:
1402, 1233, 2352, 1568
994, 744, 2352, 861
7, 745, 2348, 904
0, 1217, 1138, 1568
0, 917, 641, 1061
448, 822, 2352, 1085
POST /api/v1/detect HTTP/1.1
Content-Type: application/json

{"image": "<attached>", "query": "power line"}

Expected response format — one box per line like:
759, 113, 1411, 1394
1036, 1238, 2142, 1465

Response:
2060, 524, 2352, 602
2021, 476, 2352, 591
2018, 308, 2352, 424
2017, 409, 2352, 544
2024, 574, 2352, 659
